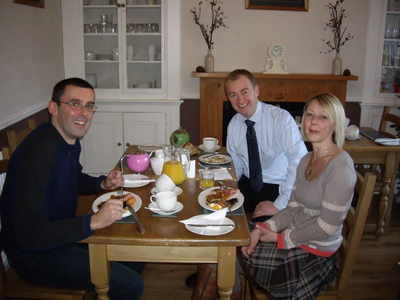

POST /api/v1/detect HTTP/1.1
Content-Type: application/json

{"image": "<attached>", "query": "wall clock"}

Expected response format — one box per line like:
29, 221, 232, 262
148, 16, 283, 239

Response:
263, 44, 289, 74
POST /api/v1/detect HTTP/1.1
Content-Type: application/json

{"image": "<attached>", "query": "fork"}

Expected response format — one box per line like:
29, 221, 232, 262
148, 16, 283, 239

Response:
219, 182, 241, 228
117, 187, 124, 196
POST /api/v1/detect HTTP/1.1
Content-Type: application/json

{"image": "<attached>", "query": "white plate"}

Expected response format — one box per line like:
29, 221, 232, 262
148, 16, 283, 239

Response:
123, 174, 151, 188
148, 202, 183, 215
198, 144, 221, 153
185, 216, 235, 236
198, 154, 232, 165
151, 186, 183, 196
376, 141, 400, 146
198, 187, 244, 212
139, 144, 163, 152
92, 191, 142, 218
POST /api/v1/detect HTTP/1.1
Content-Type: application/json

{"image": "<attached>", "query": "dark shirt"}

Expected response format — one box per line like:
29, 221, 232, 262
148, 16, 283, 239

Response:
0, 121, 105, 263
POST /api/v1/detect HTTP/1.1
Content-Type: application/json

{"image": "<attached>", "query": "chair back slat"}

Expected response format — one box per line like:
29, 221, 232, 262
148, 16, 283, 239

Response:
5, 118, 37, 155
335, 171, 376, 298
379, 106, 400, 137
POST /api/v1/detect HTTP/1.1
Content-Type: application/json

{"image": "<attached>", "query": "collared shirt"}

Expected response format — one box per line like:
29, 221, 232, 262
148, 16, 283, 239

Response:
227, 101, 307, 210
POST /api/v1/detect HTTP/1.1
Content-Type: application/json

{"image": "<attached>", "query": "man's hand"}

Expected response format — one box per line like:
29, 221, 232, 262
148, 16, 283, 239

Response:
252, 201, 279, 219
241, 228, 261, 258
90, 194, 131, 230
101, 169, 124, 190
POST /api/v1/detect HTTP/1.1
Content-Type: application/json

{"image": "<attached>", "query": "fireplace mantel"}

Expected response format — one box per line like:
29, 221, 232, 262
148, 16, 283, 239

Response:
192, 72, 358, 143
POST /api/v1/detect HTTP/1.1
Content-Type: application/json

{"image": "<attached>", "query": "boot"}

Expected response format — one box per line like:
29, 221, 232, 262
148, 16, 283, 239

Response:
190, 264, 217, 300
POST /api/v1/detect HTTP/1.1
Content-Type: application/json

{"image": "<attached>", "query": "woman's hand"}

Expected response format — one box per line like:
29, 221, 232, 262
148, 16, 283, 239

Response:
255, 223, 278, 243
241, 228, 262, 258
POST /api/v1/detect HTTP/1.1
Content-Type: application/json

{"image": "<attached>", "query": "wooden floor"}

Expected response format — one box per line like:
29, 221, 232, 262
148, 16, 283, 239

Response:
141, 199, 400, 300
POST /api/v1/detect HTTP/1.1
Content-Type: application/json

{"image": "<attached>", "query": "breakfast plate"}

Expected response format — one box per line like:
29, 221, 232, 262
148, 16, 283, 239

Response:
92, 191, 142, 218
151, 186, 183, 196
198, 144, 221, 153
139, 144, 163, 152
185, 216, 235, 236
123, 174, 152, 188
198, 187, 244, 212
376, 141, 400, 146
198, 154, 232, 165
148, 202, 183, 215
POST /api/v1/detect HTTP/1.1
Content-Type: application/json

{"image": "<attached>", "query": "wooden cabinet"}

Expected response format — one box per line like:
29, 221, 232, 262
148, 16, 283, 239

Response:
83, 111, 166, 175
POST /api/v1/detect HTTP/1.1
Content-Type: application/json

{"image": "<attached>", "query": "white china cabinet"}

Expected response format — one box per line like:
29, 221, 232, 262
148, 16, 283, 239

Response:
61, 0, 181, 175
361, 0, 400, 130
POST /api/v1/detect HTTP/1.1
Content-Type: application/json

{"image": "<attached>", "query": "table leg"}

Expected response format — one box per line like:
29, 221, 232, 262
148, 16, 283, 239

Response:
376, 152, 396, 240
217, 246, 236, 300
89, 244, 110, 300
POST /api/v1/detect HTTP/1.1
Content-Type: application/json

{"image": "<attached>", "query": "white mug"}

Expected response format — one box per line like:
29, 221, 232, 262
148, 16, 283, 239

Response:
147, 45, 156, 61
85, 51, 96, 60
150, 191, 177, 212
203, 137, 218, 151
151, 157, 164, 176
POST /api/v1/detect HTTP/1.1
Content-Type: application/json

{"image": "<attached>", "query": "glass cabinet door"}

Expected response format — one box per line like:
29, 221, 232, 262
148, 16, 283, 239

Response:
125, 1, 162, 90
82, 0, 162, 92
83, 0, 120, 89
381, 0, 400, 94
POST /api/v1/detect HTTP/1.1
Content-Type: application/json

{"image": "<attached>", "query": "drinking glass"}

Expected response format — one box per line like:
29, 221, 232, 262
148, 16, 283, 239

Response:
199, 169, 214, 189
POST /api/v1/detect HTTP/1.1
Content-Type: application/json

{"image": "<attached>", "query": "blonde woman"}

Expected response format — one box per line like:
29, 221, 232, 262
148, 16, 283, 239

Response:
241, 93, 356, 299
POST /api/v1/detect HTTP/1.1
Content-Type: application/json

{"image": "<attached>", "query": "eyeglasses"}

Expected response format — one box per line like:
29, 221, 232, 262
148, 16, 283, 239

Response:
59, 101, 97, 112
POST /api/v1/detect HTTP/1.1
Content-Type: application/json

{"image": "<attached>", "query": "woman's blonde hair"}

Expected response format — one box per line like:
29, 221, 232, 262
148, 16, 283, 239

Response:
300, 93, 346, 148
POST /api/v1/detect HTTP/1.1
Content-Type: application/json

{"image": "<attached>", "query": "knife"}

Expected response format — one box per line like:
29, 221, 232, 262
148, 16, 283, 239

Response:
126, 204, 146, 234
185, 224, 234, 227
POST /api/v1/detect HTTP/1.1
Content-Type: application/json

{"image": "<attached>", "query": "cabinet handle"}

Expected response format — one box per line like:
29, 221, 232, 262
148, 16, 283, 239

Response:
121, 3, 125, 7
126, 142, 130, 146
117, 3, 121, 7
117, 142, 122, 146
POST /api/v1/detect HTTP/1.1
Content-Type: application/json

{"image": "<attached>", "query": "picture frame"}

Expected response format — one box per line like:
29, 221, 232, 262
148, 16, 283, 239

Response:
245, 0, 309, 11
13, 0, 45, 9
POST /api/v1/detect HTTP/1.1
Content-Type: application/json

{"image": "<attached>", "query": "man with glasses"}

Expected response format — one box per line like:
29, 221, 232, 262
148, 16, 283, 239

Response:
0, 78, 144, 300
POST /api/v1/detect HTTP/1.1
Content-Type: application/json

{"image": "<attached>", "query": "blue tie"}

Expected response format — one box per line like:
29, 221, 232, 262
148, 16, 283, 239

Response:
245, 120, 263, 193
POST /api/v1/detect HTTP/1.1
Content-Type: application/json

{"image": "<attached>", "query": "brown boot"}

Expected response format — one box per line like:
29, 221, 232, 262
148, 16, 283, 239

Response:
190, 264, 217, 300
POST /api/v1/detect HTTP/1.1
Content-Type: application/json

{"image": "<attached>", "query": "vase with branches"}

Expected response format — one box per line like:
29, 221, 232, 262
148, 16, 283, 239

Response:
190, 0, 228, 72
321, 0, 354, 75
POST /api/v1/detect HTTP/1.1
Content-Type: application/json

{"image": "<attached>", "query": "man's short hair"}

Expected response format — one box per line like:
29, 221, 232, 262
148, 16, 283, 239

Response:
224, 69, 257, 92
51, 78, 94, 105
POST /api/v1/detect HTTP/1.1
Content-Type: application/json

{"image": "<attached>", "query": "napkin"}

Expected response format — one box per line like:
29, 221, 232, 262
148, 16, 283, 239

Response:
213, 169, 233, 180
180, 208, 228, 225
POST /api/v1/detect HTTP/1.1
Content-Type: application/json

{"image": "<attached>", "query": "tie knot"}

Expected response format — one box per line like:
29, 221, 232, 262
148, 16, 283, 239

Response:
245, 120, 255, 128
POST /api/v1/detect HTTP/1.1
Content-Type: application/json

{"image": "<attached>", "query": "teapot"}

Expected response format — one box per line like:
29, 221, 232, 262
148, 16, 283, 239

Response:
162, 145, 190, 185
170, 127, 190, 146
120, 147, 150, 173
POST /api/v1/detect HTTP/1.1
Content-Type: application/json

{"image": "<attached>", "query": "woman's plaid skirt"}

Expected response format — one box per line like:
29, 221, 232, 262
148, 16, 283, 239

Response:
242, 241, 338, 300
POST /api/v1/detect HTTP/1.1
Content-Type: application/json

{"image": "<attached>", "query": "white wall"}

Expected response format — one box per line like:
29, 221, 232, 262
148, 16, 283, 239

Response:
180, 0, 370, 102
0, 0, 64, 130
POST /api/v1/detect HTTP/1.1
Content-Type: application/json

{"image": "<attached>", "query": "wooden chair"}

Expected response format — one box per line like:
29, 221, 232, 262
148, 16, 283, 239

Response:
0, 159, 95, 300
379, 106, 400, 137
244, 171, 376, 300
1, 118, 36, 160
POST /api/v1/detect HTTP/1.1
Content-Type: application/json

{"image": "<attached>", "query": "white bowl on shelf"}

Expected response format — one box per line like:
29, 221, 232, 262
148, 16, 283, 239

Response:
133, 82, 151, 88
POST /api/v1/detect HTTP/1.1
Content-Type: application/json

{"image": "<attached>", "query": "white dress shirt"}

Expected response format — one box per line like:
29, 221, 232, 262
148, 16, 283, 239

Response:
227, 101, 307, 210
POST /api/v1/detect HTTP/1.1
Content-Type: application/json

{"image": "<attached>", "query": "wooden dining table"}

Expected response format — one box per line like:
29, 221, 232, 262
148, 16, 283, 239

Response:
343, 131, 400, 240
82, 146, 250, 300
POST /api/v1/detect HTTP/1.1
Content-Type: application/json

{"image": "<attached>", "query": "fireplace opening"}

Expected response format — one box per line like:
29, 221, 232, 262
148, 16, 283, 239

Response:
222, 101, 306, 146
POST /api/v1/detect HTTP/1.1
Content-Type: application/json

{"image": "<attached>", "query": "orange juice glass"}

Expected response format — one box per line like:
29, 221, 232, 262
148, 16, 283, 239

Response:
199, 169, 214, 189
163, 161, 185, 185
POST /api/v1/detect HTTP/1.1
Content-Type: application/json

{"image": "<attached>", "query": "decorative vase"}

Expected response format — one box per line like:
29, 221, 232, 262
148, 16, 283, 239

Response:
205, 49, 214, 73
332, 52, 342, 75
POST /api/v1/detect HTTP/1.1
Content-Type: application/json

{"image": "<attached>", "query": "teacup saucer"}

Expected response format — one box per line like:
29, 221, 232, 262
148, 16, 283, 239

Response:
148, 202, 183, 215
151, 187, 183, 196
198, 144, 221, 153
